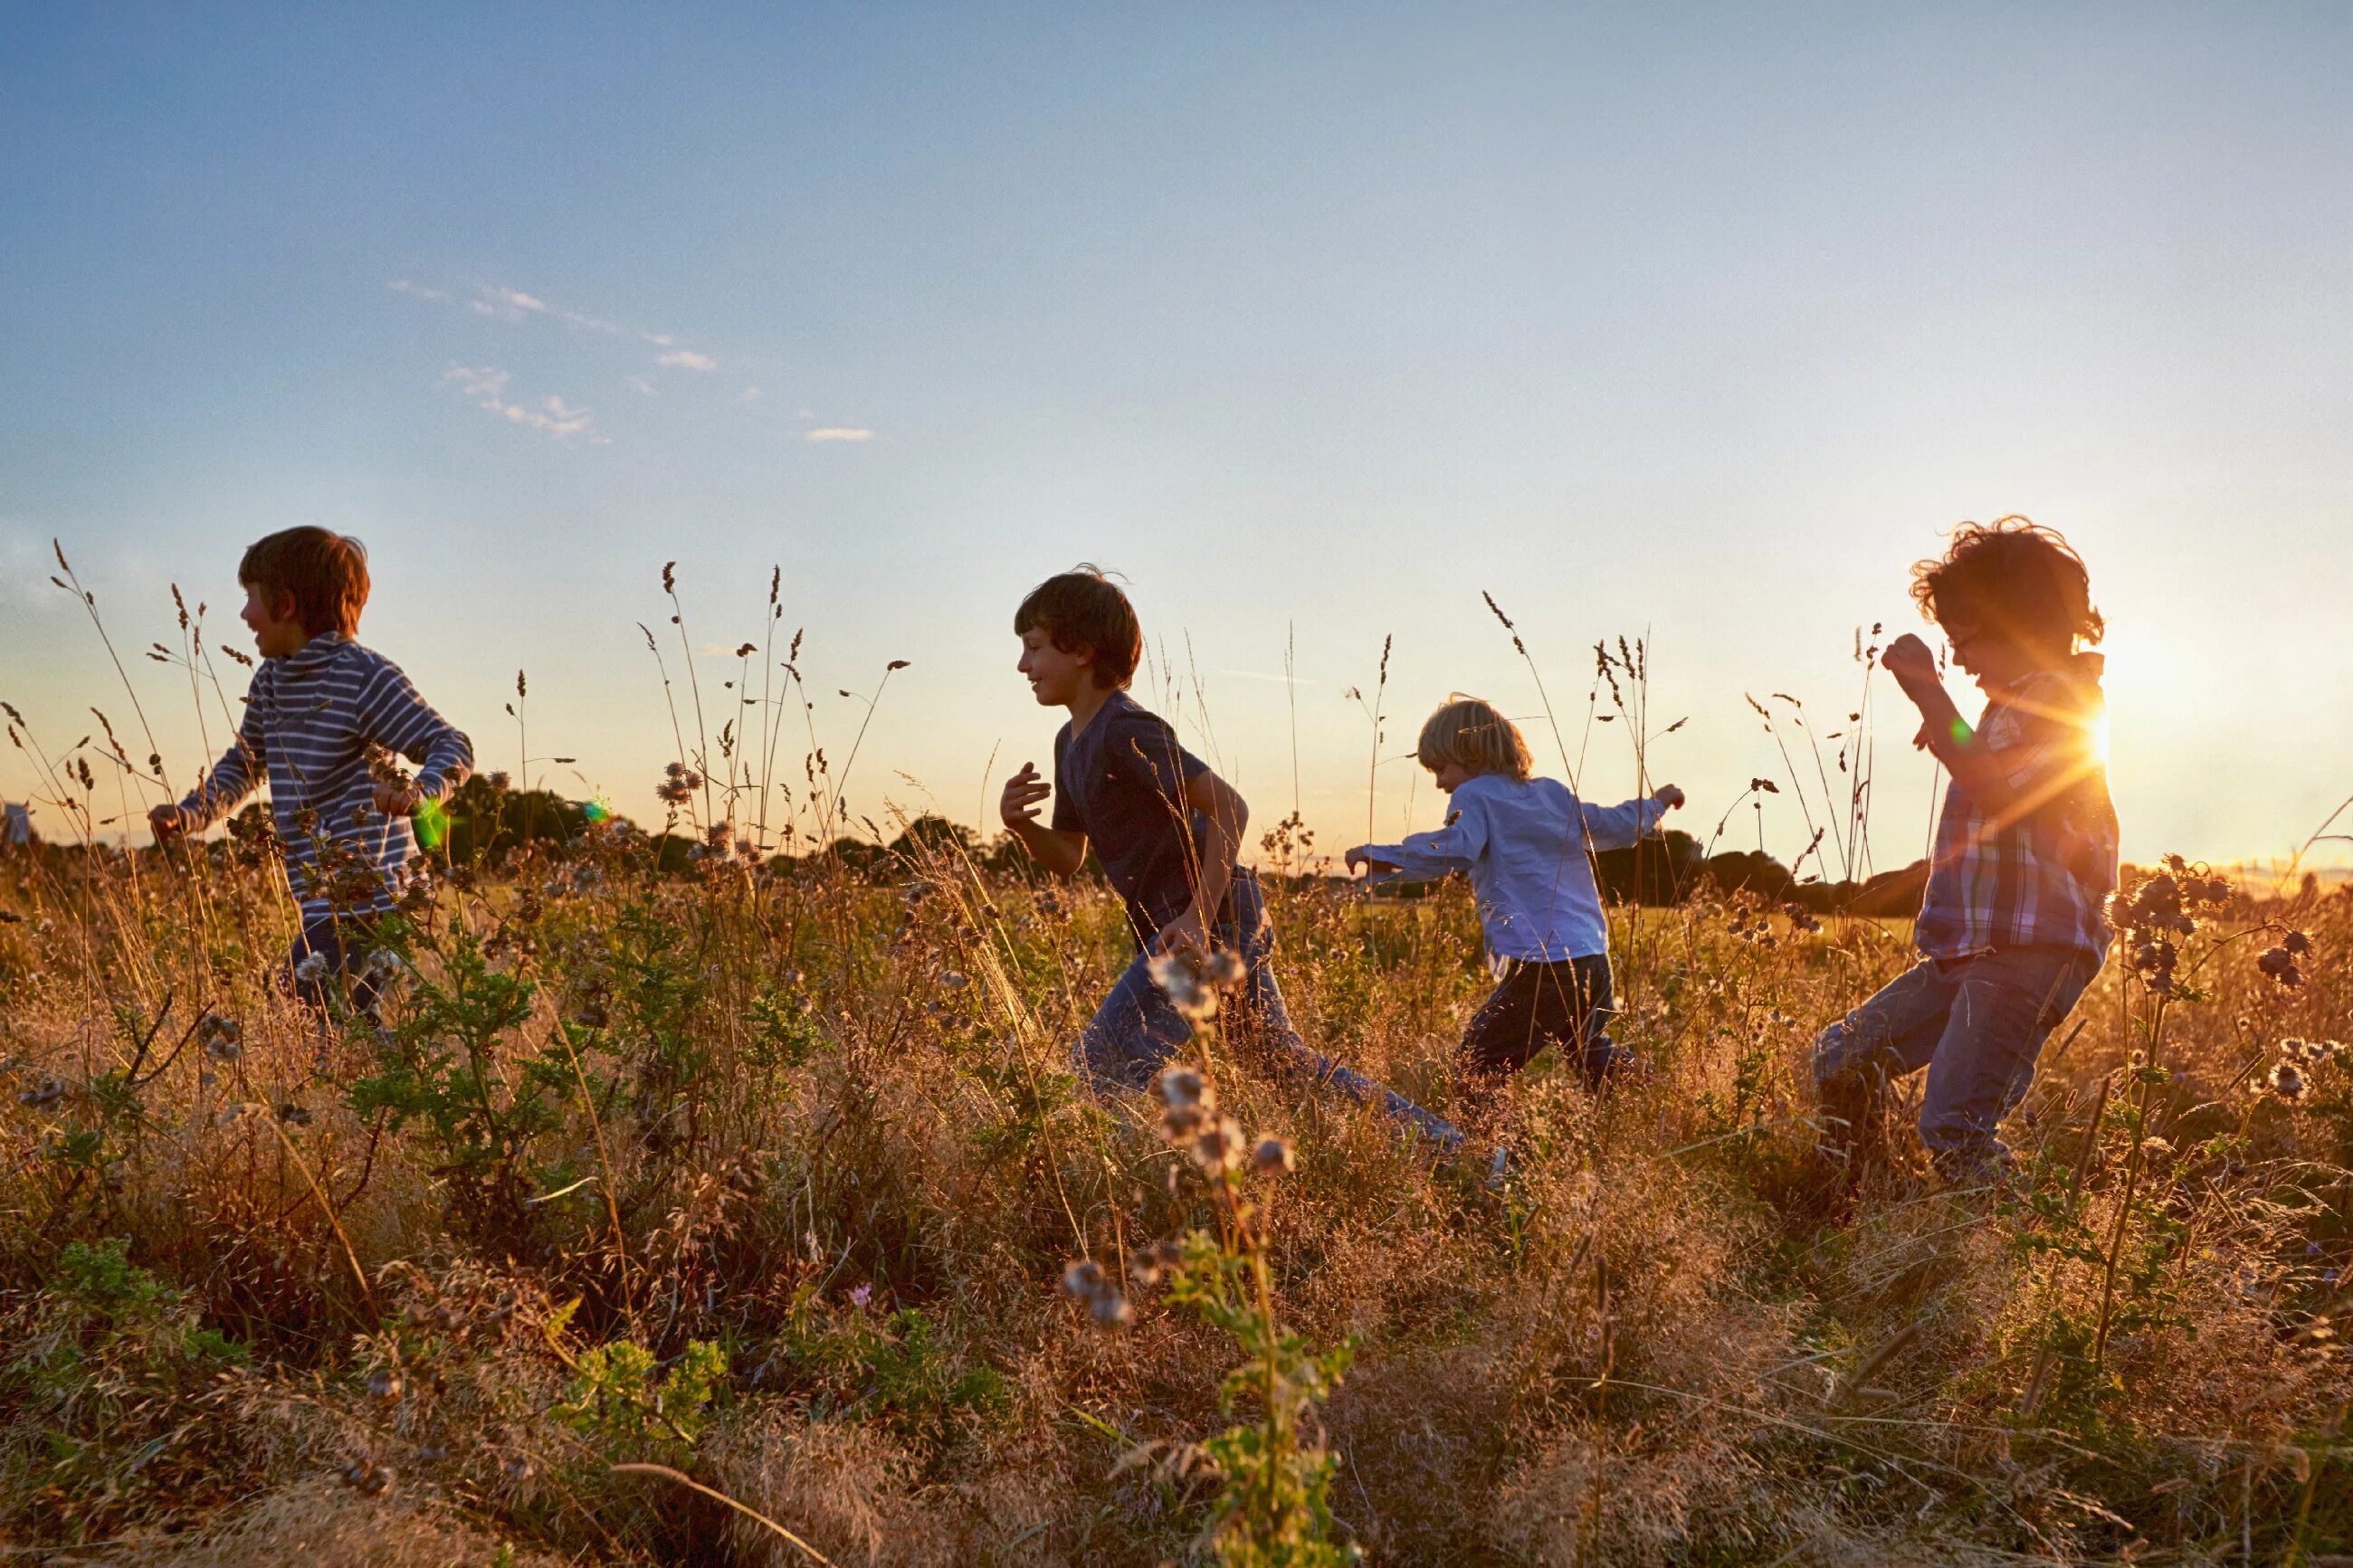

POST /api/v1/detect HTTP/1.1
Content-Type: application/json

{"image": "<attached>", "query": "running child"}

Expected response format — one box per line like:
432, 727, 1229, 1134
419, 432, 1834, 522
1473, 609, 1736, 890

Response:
998, 567, 1460, 1145
151, 527, 473, 1015
1810, 518, 2117, 1183
1346, 697, 1682, 1098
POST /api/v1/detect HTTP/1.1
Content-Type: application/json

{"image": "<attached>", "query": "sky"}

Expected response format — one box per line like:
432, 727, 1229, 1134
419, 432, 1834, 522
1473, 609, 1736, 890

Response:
3, 4, 2349, 873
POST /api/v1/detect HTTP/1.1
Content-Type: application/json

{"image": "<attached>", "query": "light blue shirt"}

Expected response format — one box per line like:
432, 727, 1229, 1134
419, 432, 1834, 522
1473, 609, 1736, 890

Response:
1356, 774, 1664, 963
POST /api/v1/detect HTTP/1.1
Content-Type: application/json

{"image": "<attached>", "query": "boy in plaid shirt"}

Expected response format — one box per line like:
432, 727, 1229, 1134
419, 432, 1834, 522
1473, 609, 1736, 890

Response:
1812, 518, 2118, 1183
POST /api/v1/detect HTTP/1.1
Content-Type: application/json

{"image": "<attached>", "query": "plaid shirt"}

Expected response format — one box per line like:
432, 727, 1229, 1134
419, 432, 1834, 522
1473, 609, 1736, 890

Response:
1914, 653, 2119, 962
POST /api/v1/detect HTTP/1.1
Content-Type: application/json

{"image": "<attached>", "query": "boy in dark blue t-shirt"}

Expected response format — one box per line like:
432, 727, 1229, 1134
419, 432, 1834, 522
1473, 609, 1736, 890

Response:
1000, 567, 1459, 1145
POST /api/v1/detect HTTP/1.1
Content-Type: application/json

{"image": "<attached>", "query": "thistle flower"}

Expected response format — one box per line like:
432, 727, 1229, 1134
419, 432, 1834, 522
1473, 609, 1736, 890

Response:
1148, 952, 1217, 1021
2258, 946, 2304, 988
1155, 1065, 1212, 1112
1250, 1136, 1295, 1177
367, 1366, 405, 1404
938, 970, 969, 992
17, 1076, 63, 1109
339, 1459, 394, 1497
1062, 1258, 1131, 1328
1127, 1238, 1185, 1288
1192, 1115, 1246, 1173
294, 952, 330, 984
2268, 1060, 2309, 1104
197, 1012, 243, 1061
1202, 949, 1247, 992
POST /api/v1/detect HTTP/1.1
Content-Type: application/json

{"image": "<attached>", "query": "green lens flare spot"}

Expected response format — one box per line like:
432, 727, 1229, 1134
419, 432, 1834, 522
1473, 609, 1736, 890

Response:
1949, 717, 1974, 746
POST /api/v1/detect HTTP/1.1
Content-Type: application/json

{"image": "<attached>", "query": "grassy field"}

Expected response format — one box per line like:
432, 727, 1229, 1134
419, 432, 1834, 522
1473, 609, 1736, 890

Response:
0, 804, 2345, 1567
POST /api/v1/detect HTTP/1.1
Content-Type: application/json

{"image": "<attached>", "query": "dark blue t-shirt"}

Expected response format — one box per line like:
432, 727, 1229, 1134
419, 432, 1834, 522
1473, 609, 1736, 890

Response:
1052, 691, 1233, 945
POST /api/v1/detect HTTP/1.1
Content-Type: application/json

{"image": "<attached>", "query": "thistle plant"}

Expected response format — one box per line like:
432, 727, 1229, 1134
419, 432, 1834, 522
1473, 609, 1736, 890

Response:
1066, 950, 1359, 1566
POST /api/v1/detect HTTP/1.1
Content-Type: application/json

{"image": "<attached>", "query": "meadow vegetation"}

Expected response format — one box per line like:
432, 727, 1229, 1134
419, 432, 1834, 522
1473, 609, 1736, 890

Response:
0, 568, 2346, 1564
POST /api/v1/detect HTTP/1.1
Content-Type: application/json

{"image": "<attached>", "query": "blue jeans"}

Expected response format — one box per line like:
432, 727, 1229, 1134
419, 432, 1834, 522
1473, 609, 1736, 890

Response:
289, 914, 384, 1022
1078, 871, 1462, 1148
1811, 946, 2101, 1176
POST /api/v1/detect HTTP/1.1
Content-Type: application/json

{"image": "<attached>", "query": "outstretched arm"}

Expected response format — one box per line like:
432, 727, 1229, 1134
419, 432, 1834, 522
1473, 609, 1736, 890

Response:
1578, 785, 1681, 851
154, 701, 265, 841
1348, 794, 1489, 881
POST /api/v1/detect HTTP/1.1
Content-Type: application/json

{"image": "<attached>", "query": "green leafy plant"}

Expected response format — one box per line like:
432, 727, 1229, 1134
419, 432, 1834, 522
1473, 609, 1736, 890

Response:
1072, 961, 1361, 1566
348, 927, 566, 1247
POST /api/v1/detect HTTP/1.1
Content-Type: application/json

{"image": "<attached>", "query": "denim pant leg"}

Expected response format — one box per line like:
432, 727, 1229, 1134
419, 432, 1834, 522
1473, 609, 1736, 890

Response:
1227, 878, 1462, 1147
1918, 948, 2099, 1170
1076, 949, 1194, 1092
1811, 958, 1960, 1092
290, 916, 384, 1022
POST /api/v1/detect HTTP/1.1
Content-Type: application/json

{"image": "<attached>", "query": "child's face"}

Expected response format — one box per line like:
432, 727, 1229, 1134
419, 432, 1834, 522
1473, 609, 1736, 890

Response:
239, 582, 310, 658
1940, 614, 2053, 695
1429, 760, 1473, 794
1016, 626, 1094, 708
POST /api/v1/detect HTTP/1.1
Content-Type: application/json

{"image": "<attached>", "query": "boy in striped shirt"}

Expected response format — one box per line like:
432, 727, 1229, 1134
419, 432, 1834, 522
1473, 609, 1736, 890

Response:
1811, 518, 2118, 1184
151, 527, 472, 1014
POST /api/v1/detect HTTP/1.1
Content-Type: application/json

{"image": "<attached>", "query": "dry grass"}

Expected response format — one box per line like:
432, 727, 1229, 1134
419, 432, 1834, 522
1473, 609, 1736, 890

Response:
0, 826, 2344, 1566
1, 563, 2347, 1564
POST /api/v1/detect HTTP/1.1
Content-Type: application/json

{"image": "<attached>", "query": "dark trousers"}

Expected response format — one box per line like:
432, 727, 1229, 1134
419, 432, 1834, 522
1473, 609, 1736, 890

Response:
1462, 954, 1621, 1089
288, 913, 384, 1022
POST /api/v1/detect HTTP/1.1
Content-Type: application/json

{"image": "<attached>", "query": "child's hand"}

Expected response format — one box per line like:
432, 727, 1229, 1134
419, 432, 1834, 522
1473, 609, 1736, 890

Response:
148, 803, 192, 841
1344, 847, 1398, 878
999, 763, 1051, 830
1150, 907, 1209, 960
1882, 632, 1939, 687
373, 782, 424, 817
1652, 784, 1686, 810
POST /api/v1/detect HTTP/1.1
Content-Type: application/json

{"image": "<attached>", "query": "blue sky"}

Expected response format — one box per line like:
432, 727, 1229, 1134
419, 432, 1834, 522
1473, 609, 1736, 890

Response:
4, 5, 2349, 870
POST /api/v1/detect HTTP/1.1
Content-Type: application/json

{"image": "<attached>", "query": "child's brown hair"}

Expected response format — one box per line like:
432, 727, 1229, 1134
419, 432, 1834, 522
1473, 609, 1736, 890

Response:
1014, 565, 1143, 689
1416, 696, 1533, 782
239, 527, 371, 638
1910, 516, 2101, 653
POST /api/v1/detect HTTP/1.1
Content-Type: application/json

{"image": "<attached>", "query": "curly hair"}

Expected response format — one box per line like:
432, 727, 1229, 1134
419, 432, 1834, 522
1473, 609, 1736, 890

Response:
1910, 516, 2102, 651
1013, 565, 1143, 689
238, 527, 371, 638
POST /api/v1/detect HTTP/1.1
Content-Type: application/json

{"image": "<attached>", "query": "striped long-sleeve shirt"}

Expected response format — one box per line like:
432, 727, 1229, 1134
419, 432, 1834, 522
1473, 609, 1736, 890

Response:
178, 633, 472, 920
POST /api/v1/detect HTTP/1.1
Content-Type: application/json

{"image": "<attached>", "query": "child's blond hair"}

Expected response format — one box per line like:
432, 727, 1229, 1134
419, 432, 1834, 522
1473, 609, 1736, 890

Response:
1416, 696, 1533, 782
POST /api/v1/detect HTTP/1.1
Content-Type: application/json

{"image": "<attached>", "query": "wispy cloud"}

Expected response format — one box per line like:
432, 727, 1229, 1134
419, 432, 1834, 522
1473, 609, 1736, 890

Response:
805, 427, 874, 442
623, 375, 658, 396
471, 286, 548, 320
738, 385, 762, 403
656, 349, 718, 371
397, 278, 685, 351
443, 365, 510, 402
442, 364, 599, 442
